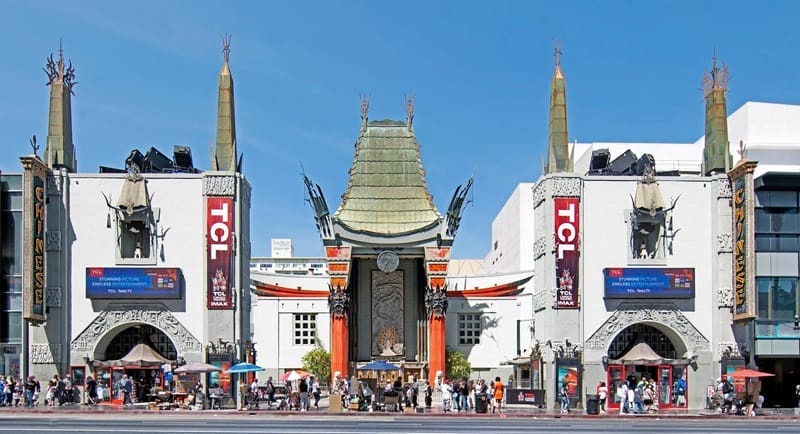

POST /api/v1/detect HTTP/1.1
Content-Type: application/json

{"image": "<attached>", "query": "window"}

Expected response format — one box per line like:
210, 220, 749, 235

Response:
293, 313, 317, 345
458, 313, 482, 345
757, 277, 798, 320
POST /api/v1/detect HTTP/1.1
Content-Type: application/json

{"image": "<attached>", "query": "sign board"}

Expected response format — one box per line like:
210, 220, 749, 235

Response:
207, 197, 234, 309
506, 388, 545, 406
85, 267, 182, 299
554, 197, 580, 308
603, 267, 695, 299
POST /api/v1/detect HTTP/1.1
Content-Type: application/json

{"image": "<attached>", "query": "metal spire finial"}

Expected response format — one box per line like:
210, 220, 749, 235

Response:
554, 42, 563, 68
222, 34, 231, 63
29, 135, 39, 157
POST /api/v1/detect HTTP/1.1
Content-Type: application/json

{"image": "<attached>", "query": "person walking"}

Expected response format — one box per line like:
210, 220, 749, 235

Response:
597, 381, 608, 414
86, 374, 98, 406
617, 381, 629, 414
121, 375, 133, 406
559, 379, 570, 414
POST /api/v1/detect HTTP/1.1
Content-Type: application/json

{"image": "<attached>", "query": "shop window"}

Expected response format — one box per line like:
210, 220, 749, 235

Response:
458, 313, 482, 345
293, 313, 317, 345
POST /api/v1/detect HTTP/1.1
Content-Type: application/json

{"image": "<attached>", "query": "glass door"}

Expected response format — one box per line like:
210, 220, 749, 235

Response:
658, 365, 672, 409
607, 365, 625, 409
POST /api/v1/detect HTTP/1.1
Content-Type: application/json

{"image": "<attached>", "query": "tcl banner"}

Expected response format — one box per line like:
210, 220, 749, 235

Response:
554, 197, 580, 309
207, 197, 234, 309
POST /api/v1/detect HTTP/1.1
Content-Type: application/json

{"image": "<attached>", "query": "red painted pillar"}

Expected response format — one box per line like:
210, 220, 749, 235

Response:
428, 315, 445, 380
331, 315, 349, 381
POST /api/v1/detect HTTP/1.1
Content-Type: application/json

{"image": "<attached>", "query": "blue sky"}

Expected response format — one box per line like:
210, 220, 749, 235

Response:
2, 1, 799, 259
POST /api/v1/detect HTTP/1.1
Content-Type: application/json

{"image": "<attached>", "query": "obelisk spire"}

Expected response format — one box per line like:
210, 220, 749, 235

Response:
212, 34, 239, 172
702, 54, 732, 175
546, 44, 571, 174
43, 41, 77, 172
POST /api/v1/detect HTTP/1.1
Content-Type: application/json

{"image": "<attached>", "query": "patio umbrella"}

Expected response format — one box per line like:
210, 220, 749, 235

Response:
281, 370, 310, 382
224, 362, 265, 374
174, 362, 221, 374
357, 360, 400, 371
728, 368, 774, 407
728, 369, 775, 379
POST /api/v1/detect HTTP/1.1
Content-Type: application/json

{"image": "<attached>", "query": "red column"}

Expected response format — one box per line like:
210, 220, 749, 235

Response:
331, 316, 349, 381
428, 315, 445, 380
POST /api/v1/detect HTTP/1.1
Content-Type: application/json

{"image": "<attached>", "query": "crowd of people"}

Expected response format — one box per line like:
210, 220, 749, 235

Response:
0, 374, 84, 407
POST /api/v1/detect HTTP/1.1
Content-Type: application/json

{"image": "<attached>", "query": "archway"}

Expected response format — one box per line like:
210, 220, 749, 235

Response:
606, 322, 689, 410
103, 324, 177, 361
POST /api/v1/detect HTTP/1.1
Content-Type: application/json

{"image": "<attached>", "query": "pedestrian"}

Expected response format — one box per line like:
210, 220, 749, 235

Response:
86, 374, 98, 406
617, 381, 629, 414
121, 374, 133, 405
597, 381, 607, 414
310, 376, 321, 409
559, 378, 570, 414
492, 376, 504, 414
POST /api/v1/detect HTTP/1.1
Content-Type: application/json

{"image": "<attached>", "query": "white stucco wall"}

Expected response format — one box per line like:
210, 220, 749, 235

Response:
483, 183, 535, 273
68, 173, 208, 359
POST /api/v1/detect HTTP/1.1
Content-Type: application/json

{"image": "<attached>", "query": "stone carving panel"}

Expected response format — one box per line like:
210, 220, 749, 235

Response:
714, 178, 732, 199
46, 231, 61, 251
71, 305, 202, 354
31, 343, 61, 364
550, 287, 558, 309
717, 287, 733, 308
533, 236, 547, 260
717, 341, 741, 358
717, 233, 732, 253
372, 271, 404, 355
46, 173, 62, 196
585, 303, 711, 353
46, 287, 62, 308
532, 182, 546, 208
550, 177, 581, 197
203, 175, 236, 196
533, 289, 547, 312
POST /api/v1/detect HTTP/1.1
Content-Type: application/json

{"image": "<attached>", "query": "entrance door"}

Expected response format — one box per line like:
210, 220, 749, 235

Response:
607, 364, 626, 409
658, 365, 672, 409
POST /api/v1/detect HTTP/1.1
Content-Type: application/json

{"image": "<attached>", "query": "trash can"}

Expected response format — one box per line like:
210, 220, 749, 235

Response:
585, 394, 600, 415
475, 393, 489, 414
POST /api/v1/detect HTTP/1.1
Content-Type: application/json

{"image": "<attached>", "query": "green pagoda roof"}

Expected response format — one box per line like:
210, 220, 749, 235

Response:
333, 120, 442, 236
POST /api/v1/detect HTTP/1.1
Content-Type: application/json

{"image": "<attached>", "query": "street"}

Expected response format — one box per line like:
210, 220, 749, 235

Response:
0, 413, 798, 434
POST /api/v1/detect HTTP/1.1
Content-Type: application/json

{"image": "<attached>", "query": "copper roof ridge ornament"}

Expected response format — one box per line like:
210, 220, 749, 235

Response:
702, 52, 729, 97
360, 93, 370, 131
405, 92, 415, 130
554, 42, 563, 68
29, 135, 39, 158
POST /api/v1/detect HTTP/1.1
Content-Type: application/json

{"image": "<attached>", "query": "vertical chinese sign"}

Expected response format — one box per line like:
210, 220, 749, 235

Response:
554, 197, 580, 309
207, 197, 234, 309
21, 156, 47, 324
728, 159, 758, 322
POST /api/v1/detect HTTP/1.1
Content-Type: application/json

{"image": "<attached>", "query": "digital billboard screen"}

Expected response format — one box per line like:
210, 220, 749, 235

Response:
603, 267, 695, 299
86, 267, 182, 299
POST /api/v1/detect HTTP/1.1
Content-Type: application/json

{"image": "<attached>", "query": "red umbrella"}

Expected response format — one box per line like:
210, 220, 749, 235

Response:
728, 369, 775, 379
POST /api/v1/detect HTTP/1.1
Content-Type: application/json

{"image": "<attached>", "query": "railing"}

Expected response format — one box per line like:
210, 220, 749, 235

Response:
755, 319, 800, 339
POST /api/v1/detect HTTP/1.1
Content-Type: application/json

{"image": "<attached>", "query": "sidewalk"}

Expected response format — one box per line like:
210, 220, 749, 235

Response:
3, 397, 799, 420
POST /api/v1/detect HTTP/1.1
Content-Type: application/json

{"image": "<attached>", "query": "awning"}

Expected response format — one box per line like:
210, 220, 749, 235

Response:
608, 342, 669, 365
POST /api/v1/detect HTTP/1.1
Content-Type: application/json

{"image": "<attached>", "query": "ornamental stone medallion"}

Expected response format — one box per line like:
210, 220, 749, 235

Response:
71, 305, 202, 355
585, 303, 710, 354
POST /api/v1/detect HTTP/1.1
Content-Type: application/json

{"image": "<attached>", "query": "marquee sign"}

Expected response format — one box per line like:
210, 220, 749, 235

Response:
207, 197, 234, 309
554, 197, 580, 308
21, 156, 47, 324
729, 159, 758, 322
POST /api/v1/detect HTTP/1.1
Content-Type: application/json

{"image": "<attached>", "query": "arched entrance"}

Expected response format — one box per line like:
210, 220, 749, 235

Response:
606, 323, 688, 411
95, 324, 177, 405
103, 324, 177, 361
